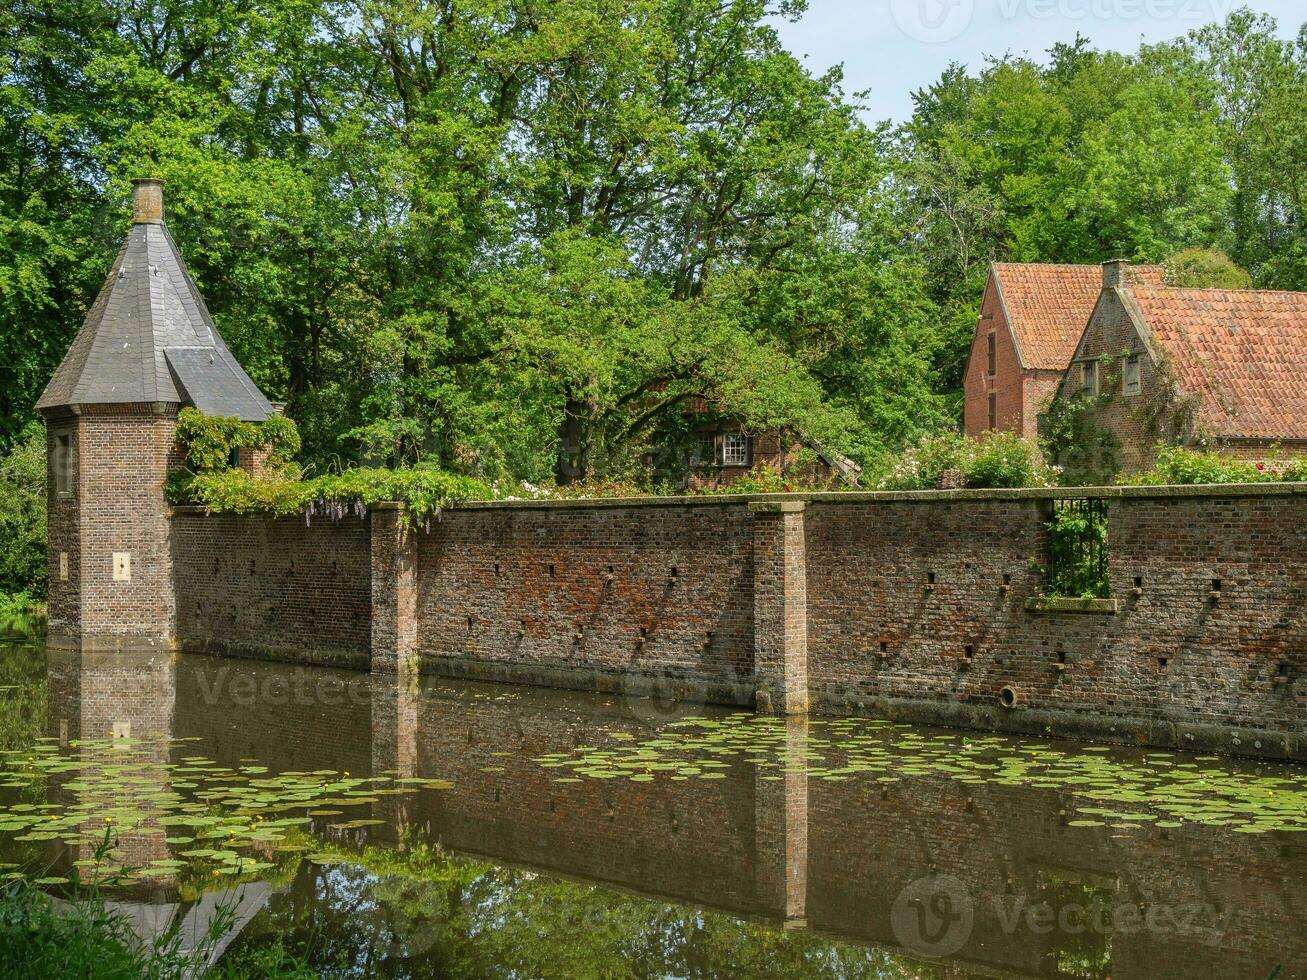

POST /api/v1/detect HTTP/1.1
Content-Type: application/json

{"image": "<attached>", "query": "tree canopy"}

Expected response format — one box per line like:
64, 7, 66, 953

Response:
1, 2, 1302, 478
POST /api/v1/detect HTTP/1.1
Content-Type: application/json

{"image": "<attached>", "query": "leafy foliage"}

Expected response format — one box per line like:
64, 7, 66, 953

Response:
0, 425, 46, 604
174, 408, 300, 474
876, 431, 1056, 490
1120, 446, 1305, 484
7, 2, 1302, 481
1164, 247, 1254, 288
1045, 503, 1109, 599
168, 466, 494, 528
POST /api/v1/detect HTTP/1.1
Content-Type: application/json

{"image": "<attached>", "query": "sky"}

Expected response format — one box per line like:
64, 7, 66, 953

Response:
772, 0, 1302, 121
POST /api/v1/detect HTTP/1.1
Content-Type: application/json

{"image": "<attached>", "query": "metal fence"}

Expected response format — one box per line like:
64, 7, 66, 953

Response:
1047, 497, 1109, 598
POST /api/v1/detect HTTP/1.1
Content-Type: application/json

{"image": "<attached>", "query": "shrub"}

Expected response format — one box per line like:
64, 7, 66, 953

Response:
967, 431, 1055, 489
875, 431, 972, 490
169, 466, 494, 527
877, 431, 1054, 490
1163, 248, 1253, 290
1123, 446, 1270, 485
175, 408, 301, 475
714, 467, 799, 495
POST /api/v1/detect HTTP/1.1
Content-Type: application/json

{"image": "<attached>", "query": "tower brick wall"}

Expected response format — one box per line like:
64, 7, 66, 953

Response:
45, 407, 180, 647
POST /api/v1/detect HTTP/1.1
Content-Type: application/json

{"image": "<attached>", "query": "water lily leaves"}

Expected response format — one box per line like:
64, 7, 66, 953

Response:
529, 712, 1307, 838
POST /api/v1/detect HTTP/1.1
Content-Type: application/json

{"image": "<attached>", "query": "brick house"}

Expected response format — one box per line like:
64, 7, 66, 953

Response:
36, 179, 274, 647
963, 263, 1162, 439
650, 398, 861, 489
1046, 259, 1307, 477
679, 421, 860, 490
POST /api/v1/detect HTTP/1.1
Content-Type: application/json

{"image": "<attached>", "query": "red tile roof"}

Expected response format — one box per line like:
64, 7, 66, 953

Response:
1131, 287, 1307, 440
992, 264, 1107, 371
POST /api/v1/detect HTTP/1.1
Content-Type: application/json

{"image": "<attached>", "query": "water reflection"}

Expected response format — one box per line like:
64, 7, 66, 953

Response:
7, 642, 1307, 978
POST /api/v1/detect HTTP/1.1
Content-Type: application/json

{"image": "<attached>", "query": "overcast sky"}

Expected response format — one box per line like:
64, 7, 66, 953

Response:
771, 0, 1302, 122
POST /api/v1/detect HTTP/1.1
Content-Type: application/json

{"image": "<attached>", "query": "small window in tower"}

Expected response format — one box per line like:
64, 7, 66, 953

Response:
53, 434, 72, 496
1081, 359, 1098, 396
1123, 354, 1141, 396
722, 431, 750, 467
988, 392, 997, 430
986, 332, 996, 375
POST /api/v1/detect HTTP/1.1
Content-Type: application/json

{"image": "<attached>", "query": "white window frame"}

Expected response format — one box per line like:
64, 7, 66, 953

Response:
721, 431, 750, 468
1123, 354, 1141, 396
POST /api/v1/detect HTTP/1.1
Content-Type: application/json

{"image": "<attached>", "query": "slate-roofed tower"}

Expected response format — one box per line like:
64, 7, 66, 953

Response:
37, 179, 273, 648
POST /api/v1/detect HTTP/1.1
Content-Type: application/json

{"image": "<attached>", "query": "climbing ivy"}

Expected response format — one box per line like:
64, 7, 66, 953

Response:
174, 408, 301, 473
167, 466, 495, 528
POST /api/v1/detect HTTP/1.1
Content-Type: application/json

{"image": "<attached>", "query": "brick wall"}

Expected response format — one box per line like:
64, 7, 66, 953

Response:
803, 487, 1307, 756
1055, 289, 1165, 474
172, 511, 371, 667
963, 277, 1027, 439
45, 407, 180, 645
410, 501, 756, 701
161, 486, 1307, 759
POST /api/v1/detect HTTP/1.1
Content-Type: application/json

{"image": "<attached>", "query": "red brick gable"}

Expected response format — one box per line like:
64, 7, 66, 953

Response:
1131, 286, 1307, 440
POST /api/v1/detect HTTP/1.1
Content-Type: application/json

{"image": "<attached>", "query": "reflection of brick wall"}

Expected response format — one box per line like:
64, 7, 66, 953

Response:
808, 768, 1307, 979
172, 658, 374, 776
172, 513, 371, 667
407, 690, 767, 912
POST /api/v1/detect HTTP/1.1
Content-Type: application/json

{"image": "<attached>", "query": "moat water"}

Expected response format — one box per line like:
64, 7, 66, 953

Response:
0, 631, 1304, 978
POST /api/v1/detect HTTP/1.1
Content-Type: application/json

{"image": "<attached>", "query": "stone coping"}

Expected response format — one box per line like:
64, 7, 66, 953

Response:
1024, 596, 1119, 614
169, 480, 1307, 517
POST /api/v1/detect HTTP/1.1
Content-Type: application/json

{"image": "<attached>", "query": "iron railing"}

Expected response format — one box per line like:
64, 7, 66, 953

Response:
1047, 497, 1109, 598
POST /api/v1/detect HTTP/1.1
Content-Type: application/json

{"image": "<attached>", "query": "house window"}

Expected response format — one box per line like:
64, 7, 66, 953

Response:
1080, 360, 1098, 396
987, 392, 997, 430
228, 447, 242, 469
986, 332, 996, 376
1123, 354, 1141, 396
722, 431, 750, 467
52, 434, 72, 496
689, 433, 714, 467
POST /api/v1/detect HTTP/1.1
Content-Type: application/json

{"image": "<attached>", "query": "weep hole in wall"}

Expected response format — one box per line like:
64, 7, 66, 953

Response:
1025, 496, 1118, 614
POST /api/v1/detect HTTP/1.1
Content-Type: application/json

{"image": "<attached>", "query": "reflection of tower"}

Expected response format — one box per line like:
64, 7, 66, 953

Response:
46, 646, 177, 878
754, 716, 809, 927
371, 672, 419, 843
44, 645, 273, 965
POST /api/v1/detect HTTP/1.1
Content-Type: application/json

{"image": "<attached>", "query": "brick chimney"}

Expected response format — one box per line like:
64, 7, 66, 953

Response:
131, 177, 165, 224
1102, 259, 1129, 288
